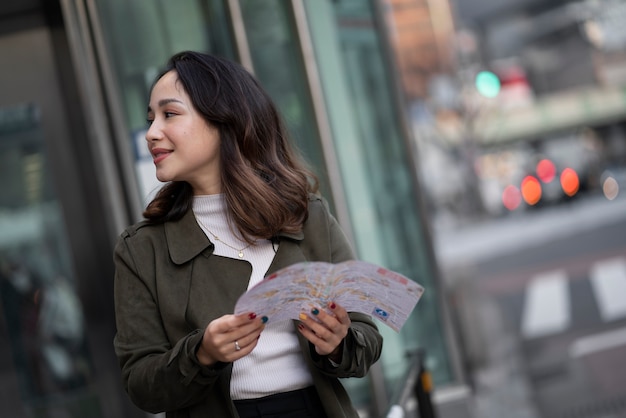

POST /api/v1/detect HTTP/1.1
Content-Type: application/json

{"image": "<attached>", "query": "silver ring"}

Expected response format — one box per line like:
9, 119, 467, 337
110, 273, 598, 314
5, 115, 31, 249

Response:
234, 341, 241, 351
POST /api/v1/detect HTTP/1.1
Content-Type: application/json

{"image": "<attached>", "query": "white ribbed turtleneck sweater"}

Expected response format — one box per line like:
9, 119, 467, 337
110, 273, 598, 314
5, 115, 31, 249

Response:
192, 195, 313, 400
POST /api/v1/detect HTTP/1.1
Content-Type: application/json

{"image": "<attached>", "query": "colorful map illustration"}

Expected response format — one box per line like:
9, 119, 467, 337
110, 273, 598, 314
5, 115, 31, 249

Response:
234, 260, 424, 332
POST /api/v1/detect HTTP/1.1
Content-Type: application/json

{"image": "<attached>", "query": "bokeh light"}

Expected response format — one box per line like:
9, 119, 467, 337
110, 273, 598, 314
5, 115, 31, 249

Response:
560, 168, 580, 197
475, 71, 501, 98
602, 176, 619, 200
521, 176, 542, 205
536, 159, 556, 183
502, 185, 522, 211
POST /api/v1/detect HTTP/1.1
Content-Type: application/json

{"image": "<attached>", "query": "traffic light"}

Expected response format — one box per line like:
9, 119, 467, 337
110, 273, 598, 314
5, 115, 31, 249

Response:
475, 71, 501, 98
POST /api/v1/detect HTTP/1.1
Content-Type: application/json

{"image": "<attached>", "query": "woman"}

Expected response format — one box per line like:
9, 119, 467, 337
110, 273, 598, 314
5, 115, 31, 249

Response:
113, 51, 383, 418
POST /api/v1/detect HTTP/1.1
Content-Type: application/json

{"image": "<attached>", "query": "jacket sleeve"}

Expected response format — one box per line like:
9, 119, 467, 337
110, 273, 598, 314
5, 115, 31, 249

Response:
113, 231, 228, 413
307, 198, 384, 378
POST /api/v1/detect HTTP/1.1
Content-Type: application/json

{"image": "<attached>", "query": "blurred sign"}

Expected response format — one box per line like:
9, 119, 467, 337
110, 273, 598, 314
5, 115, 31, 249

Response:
473, 85, 626, 145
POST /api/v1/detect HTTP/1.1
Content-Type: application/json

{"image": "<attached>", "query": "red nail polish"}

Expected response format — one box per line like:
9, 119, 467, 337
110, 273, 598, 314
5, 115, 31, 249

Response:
330, 302, 336, 310
248, 313, 257, 320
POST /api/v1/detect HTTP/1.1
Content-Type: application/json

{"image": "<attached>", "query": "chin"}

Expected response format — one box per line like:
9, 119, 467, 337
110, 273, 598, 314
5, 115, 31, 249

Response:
155, 172, 173, 183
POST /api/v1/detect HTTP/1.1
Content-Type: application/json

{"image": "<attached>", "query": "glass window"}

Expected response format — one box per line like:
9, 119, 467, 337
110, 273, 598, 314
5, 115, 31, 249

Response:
305, 0, 453, 394
238, 0, 334, 205
96, 0, 235, 133
0, 104, 95, 415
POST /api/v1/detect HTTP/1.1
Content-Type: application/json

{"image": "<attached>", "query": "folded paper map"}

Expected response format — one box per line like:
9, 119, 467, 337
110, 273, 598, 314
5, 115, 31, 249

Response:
234, 260, 424, 332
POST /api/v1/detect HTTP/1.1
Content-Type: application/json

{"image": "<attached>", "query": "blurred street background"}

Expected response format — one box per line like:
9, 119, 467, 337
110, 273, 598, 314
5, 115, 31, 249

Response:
436, 193, 626, 418
1, 0, 626, 417
416, 0, 626, 417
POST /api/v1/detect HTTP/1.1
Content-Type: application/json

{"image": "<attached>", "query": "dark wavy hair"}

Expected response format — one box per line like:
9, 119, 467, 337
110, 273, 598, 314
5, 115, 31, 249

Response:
143, 51, 318, 242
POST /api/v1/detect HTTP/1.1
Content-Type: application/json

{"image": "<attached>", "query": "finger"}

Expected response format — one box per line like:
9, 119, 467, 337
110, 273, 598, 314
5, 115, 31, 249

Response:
211, 312, 267, 338
297, 322, 338, 356
231, 318, 266, 350
309, 314, 340, 340
222, 336, 258, 362
303, 305, 349, 337
227, 313, 268, 341
297, 321, 327, 345
299, 314, 334, 341
208, 312, 256, 334
298, 309, 346, 355
230, 331, 260, 356
214, 323, 265, 363
327, 301, 351, 326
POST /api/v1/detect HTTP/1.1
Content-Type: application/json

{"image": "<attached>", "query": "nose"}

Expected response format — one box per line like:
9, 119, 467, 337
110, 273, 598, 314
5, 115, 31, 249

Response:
145, 119, 163, 143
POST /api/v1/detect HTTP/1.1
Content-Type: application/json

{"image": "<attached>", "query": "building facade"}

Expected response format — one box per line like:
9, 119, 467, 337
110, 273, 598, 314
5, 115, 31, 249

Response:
0, 1, 464, 416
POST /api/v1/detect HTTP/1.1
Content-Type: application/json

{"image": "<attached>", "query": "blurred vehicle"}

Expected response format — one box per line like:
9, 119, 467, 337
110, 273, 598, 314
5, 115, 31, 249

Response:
477, 131, 607, 215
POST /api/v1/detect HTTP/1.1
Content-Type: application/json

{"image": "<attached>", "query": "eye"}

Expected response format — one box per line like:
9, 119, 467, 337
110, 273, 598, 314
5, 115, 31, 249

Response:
164, 111, 176, 118
146, 118, 154, 126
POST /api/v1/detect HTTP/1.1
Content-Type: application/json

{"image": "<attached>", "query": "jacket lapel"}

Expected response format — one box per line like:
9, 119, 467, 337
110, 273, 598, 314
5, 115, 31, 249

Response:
266, 233, 306, 276
165, 208, 213, 264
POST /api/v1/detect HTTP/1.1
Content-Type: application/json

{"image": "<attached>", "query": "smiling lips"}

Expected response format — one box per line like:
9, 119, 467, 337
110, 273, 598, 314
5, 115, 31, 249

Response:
151, 148, 172, 164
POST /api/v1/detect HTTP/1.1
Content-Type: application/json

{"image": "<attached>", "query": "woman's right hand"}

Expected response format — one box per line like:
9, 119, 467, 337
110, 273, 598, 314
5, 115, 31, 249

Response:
196, 312, 266, 366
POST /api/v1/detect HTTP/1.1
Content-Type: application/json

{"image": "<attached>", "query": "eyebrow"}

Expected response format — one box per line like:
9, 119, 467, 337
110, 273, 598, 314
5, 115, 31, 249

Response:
147, 98, 184, 113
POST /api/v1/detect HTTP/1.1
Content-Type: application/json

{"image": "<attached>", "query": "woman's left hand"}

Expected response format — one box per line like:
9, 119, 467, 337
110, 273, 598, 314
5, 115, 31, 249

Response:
298, 301, 351, 363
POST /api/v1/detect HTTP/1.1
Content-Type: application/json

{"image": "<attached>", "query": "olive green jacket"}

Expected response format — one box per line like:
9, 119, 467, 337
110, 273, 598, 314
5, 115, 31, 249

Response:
113, 195, 383, 417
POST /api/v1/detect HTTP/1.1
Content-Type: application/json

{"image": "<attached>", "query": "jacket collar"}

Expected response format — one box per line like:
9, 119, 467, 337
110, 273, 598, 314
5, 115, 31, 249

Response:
164, 207, 304, 265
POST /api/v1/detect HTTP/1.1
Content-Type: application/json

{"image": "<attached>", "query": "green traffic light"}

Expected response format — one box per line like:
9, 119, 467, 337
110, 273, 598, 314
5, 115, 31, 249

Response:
475, 71, 501, 98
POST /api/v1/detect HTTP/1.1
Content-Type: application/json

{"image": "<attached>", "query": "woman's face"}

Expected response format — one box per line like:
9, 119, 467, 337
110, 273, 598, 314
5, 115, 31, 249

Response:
146, 70, 221, 195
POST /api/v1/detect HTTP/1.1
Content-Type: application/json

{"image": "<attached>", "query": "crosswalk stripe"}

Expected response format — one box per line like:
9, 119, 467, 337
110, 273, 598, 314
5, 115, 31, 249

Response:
521, 269, 570, 339
590, 257, 626, 322
570, 326, 626, 358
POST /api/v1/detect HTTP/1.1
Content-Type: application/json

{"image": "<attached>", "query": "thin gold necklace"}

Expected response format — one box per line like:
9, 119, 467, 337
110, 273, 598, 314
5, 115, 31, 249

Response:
194, 215, 254, 258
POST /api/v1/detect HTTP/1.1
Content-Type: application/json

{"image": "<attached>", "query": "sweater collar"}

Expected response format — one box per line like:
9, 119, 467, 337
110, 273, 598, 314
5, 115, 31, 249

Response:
164, 208, 304, 265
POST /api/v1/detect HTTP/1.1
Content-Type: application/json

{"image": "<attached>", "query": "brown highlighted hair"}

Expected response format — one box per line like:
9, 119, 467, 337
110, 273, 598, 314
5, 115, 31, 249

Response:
143, 51, 318, 242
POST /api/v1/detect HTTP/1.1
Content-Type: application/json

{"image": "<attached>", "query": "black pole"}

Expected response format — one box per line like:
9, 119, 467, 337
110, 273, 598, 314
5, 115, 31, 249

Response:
415, 350, 437, 418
